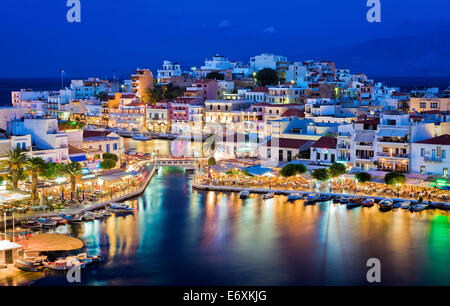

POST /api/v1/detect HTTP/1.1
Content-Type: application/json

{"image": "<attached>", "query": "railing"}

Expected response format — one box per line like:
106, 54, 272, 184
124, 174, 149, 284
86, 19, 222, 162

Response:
377, 152, 409, 158
424, 156, 443, 162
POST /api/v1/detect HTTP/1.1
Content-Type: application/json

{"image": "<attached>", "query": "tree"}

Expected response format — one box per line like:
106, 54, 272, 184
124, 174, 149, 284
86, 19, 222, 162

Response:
208, 157, 216, 166
103, 153, 118, 162
312, 168, 329, 181
206, 71, 224, 80
280, 163, 307, 177
26, 157, 45, 201
41, 162, 64, 180
255, 68, 278, 86
100, 159, 116, 170
328, 162, 347, 179
355, 172, 372, 183
384, 172, 406, 186
64, 162, 82, 193
1, 148, 28, 189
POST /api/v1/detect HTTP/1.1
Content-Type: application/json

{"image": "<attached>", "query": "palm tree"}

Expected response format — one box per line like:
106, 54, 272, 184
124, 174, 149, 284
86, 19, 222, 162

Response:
26, 157, 45, 201
64, 162, 82, 193
1, 148, 28, 189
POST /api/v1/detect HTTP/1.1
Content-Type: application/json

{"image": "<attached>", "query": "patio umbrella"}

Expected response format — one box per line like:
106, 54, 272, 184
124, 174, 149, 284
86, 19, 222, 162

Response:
70, 192, 73, 201
82, 189, 85, 201
76, 187, 79, 198
61, 189, 64, 201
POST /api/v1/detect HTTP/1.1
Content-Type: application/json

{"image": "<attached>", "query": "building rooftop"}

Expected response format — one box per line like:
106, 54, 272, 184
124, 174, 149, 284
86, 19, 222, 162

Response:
311, 136, 337, 149
415, 134, 450, 145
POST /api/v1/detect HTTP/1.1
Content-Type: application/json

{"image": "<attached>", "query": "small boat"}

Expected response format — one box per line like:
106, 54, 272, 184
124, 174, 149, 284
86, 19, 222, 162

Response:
392, 201, 405, 209
82, 213, 95, 221
76, 253, 104, 264
21, 219, 42, 229
316, 195, 332, 202
379, 199, 394, 211
43, 257, 85, 271
332, 196, 342, 204
15, 259, 43, 272
347, 197, 363, 209
263, 192, 274, 200
305, 193, 319, 205
49, 216, 68, 225
107, 203, 135, 214
287, 193, 303, 202
410, 204, 428, 212
36, 218, 58, 228
401, 201, 411, 209
339, 197, 349, 204
362, 198, 375, 207
239, 190, 250, 199
63, 214, 83, 223
98, 209, 112, 217
132, 133, 151, 141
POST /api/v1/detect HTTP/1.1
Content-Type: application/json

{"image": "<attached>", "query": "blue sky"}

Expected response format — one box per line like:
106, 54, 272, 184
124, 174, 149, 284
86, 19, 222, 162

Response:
0, 0, 449, 77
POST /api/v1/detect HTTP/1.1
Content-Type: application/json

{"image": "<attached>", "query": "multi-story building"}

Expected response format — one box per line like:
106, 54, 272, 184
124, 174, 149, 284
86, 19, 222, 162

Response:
409, 97, 450, 113
411, 134, 450, 176
245, 87, 269, 103
267, 85, 303, 104
82, 130, 124, 164
310, 136, 338, 165
157, 61, 182, 85
146, 105, 170, 133
131, 69, 153, 98
109, 101, 146, 131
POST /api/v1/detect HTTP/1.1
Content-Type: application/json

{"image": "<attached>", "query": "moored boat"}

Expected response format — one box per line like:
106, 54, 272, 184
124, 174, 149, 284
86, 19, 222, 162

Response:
305, 193, 319, 205
21, 219, 42, 229
36, 218, 58, 228
49, 216, 68, 225
263, 192, 274, 200
239, 190, 250, 199
15, 259, 44, 272
362, 198, 375, 207
43, 257, 85, 271
378, 199, 394, 211
316, 194, 332, 202
82, 213, 95, 221
107, 203, 135, 214
347, 197, 363, 209
132, 133, 151, 141
409, 204, 428, 212
400, 201, 411, 209
287, 193, 303, 202
339, 197, 349, 204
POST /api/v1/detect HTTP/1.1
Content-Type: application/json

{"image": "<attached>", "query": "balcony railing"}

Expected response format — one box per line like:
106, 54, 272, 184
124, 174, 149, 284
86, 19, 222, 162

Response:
424, 156, 443, 162
377, 152, 409, 159
377, 137, 409, 144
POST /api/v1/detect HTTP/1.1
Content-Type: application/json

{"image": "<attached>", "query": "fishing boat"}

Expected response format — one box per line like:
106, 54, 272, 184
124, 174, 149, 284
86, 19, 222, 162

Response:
409, 204, 428, 212
15, 259, 44, 272
362, 198, 375, 207
262, 192, 274, 200
132, 133, 151, 141
63, 214, 83, 223
107, 203, 135, 214
239, 190, 250, 199
316, 194, 332, 202
98, 209, 112, 217
332, 196, 342, 204
36, 218, 58, 228
305, 193, 319, 205
378, 199, 394, 211
21, 219, 42, 229
401, 201, 412, 209
43, 257, 85, 271
347, 197, 363, 209
49, 216, 68, 225
287, 193, 303, 202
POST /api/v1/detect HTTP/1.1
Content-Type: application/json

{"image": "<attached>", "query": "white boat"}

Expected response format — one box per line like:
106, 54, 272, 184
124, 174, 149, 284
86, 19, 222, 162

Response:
401, 201, 411, 209
287, 193, 303, 202
43, 257, 85, 271
410, 204, 428, 212
239, 190, 250, 199
132, 134, 151, 141
263, 192, 274, 200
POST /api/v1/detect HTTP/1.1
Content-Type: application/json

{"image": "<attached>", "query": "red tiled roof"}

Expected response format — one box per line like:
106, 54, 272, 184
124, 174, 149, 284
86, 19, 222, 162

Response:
311, 136, 337, 149
355, 118, 380, 125
251, 87, 269, 93
265, 138, 312, 149
281, 109, 305, 118
124, 101, 144, 107
415, 134, 450, 145
252, 102, 286, 108
83, 130, 111, 139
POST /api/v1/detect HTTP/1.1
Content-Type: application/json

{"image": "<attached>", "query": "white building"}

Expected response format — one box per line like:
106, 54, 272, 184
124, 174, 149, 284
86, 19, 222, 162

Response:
411, 134, 450, 176
250, 53, 288, 71
157, 60, 182, 84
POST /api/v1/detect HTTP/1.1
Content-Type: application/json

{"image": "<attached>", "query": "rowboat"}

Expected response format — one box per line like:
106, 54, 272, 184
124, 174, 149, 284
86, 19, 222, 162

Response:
400, 201, 411, 209
339, 197, 349, 204
287, 193, 303, 202
378, 199, 394, 211
239, 190, 250, 199
305, 193, 319, 205
332, 196, 342, 203
362, 198, 375, 207
36, 218, 58, 228
263, 192, 274, 200
392, 201, 405, 209
49, 216, 68, 225
409, 204, 428, 212
61, 214, 83, 223
132, 134, 151, 141
21, 219, 42, 229
107, 203, 135, 214
76, 253, 104, 264
82, 213, 95, 221
15, 260, 44, 272
347, 197, 363, 209
316, 195, 332, 202
43, 257, 85, 271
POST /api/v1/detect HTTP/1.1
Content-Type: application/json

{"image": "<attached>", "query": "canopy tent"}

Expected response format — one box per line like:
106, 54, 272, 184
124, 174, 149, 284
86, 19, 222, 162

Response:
209, 164, 232, 174
354, 132, 375, 143
0, 240, 23, 252
245, 165, 275, 176
0, 189, 31, 203
377, 129, 408, 138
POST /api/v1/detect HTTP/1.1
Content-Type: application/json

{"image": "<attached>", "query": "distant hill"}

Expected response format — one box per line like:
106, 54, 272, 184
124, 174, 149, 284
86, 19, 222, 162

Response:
332, 31, 450, 77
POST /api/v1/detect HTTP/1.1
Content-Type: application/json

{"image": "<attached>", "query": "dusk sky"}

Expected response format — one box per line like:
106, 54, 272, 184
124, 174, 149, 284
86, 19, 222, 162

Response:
1, 0, 449, 78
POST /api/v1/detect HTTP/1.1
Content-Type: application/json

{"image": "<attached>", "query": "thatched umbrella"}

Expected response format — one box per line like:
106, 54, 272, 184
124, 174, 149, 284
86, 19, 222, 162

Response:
20, 233, 83, 252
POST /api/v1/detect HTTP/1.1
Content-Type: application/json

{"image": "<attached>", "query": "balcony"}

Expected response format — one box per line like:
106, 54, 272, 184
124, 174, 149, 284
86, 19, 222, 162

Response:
377, 152, 409, 159
377, 137, 409, 144
337, 143, 351, 149
424, 156, 443, 163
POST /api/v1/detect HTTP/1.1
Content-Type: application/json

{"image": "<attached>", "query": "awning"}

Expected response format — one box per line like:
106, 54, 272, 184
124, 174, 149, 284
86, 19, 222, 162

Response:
355, 132, 374, 143
70, 155, 88, 162
0, 240, 23, 251
378, 129, 408, 137
245, 166, 275, 176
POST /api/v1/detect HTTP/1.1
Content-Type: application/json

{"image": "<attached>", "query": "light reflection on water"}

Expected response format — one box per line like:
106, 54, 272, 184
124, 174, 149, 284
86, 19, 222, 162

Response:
12, 166, 448, 286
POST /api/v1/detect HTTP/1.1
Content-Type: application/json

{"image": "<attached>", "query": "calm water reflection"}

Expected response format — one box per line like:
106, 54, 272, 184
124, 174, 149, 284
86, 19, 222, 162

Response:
14, 166, 449, 286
